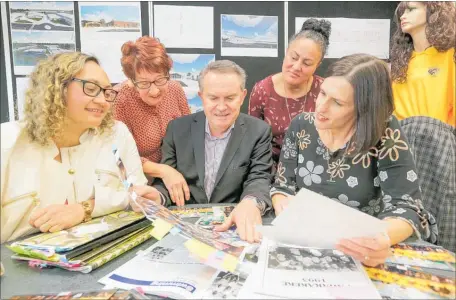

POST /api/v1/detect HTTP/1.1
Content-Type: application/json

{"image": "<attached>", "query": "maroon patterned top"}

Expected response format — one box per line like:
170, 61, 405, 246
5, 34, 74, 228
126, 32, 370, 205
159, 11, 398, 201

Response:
248, 74, 323, 164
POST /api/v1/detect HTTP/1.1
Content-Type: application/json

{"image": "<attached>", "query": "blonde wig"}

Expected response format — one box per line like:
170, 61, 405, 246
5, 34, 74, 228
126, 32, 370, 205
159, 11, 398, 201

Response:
23, 52, 115, 146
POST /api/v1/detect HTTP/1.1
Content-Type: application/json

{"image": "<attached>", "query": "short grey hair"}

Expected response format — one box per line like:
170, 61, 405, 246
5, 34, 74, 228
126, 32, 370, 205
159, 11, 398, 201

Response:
198, 60, 247, 91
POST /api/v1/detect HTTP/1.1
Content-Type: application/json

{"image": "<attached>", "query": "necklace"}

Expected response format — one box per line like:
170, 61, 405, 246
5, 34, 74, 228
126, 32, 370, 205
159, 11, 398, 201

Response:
283, 78, 311, 122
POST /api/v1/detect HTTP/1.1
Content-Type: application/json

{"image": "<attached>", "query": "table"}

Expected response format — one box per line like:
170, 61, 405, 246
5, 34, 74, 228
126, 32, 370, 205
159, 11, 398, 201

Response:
0, 204, 273, 299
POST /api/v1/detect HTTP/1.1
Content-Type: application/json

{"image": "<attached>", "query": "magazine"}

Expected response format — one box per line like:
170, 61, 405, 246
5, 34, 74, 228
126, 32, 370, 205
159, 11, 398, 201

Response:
386, 243, 455, 271
99, 234, 220, 299
253, 238, 382, 299
9, 288, 149, 299
9, 211, 145, 253
365, 264, 455, 299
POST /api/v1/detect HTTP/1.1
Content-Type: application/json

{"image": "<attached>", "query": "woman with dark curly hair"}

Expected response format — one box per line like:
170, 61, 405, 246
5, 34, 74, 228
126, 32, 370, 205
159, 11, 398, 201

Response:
0, 52, 160, 243
390, 2, 455, 252
391, 1, 455, 126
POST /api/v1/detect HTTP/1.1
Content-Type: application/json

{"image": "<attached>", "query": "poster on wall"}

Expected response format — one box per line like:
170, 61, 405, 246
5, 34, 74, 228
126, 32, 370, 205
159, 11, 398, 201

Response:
15, 77, 30, 120
154, 5, 213, 49
9, 1, 76, 75
79, 2, 142, 83
295, 17, 390, 59
221, 14, 278, 57
168, 54, 215, 113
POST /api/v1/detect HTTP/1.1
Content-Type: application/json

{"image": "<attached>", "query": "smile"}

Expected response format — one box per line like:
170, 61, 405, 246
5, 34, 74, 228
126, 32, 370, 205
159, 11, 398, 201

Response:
86, 108, 104, 113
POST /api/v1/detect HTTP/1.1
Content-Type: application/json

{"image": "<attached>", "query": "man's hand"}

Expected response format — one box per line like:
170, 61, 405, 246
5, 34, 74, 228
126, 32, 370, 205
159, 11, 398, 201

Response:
272, 194, 292, 216
214, 199, 262, 243
161, 165, 190, 206
130, 185, 162, 212
335, 232, 392, 267
29, 204, 85, 233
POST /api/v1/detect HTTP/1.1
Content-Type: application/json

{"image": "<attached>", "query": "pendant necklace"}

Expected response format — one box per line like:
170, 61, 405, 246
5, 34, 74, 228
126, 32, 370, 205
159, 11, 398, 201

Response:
283, 78, 311, 122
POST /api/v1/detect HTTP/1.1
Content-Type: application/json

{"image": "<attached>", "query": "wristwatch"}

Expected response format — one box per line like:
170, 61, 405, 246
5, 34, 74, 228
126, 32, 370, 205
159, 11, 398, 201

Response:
81, 200, 93, 223
244, 196, 266, 215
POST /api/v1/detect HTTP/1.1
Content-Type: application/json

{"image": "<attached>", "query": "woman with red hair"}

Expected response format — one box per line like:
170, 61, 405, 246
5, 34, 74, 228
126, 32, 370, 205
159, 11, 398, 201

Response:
114, 36, 191, 207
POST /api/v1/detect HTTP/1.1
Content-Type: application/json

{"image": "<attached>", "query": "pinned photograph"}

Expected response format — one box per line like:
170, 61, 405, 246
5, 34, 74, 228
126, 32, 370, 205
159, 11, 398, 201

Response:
221, 14, 278, 57
79, 2, 142, 83
168, 54, 216, 113
10, 1, 74, 31
9, 2, 76, 75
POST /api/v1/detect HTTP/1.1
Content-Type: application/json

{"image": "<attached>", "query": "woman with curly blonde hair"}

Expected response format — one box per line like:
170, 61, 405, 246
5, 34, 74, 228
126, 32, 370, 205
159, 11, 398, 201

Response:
390, 2, 455, 252
1, 52, 161, 243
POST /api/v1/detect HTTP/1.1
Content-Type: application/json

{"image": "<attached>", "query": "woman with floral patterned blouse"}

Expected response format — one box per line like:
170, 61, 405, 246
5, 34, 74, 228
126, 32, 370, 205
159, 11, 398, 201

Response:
271, 54, 437, 267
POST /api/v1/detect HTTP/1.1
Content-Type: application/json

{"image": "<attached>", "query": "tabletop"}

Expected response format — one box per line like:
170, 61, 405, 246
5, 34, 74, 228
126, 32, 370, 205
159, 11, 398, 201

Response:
0, 204, 274, 299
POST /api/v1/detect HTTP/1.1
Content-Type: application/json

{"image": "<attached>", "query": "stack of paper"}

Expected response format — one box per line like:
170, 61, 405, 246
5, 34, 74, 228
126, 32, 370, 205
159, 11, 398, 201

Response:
7, 211, 154, 273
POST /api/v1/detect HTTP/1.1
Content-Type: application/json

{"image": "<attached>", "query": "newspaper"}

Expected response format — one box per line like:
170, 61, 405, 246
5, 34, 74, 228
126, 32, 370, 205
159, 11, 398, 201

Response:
99, 234, 220, 299
251, 238, 382, 299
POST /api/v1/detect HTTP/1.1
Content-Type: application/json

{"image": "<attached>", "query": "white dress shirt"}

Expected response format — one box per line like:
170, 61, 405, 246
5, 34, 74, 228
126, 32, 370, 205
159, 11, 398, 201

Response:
0, 121, 147, 243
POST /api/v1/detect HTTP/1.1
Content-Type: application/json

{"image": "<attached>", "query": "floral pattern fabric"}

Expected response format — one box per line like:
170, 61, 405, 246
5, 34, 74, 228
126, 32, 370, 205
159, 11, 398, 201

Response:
271, 113, 435, 241
248, 75, 323, 164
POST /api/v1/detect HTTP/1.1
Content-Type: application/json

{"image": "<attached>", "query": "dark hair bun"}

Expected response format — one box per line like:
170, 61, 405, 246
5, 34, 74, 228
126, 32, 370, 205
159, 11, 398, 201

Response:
301, 18, 332, 41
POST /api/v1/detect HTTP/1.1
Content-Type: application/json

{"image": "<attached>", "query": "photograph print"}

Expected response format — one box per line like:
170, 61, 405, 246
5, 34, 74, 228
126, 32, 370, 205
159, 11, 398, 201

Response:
10, 1, 74, 31
221, 14, 278, 57
267, 246, 358, 272
168, 54, 216, 113
202, 271, 246, 299
9, 2, 76, 75
79, 2, 142, 83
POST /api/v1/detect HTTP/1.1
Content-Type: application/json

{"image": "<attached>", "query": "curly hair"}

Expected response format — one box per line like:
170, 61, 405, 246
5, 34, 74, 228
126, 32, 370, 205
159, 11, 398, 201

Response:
23, 52, 115, 146
390, 2, 455, 83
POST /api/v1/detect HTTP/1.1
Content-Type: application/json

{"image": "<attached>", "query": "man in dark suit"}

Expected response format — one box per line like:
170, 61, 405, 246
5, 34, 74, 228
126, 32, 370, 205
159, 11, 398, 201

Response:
152, 60, 273, 242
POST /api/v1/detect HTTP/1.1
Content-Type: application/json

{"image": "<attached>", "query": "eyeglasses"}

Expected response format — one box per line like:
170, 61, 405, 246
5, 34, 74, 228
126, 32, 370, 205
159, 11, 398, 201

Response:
71, 78, 118, 102
133, 76, 169, 89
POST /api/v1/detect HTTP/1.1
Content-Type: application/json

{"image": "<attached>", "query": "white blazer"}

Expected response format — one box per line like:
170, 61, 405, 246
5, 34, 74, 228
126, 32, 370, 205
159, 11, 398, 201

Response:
0, 121, 147, 243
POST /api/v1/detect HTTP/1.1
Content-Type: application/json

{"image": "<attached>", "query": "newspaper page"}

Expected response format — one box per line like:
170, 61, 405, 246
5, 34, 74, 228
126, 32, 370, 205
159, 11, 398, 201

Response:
254, 239, 382, 299
99, 234, 219, 299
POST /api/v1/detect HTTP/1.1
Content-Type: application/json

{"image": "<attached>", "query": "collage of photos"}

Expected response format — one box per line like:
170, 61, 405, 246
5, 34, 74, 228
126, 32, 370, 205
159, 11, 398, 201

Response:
169, 54, 216, 113
79, 2, 142, 83
267, 246, 358, 272
221, 14, 278, 57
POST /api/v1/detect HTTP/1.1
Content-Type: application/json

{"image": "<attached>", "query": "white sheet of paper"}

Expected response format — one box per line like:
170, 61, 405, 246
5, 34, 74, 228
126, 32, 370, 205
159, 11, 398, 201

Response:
154, 5, 213, 49
295, 17, 390, 59
15, 77, 30, 120
258, 188, 387, 248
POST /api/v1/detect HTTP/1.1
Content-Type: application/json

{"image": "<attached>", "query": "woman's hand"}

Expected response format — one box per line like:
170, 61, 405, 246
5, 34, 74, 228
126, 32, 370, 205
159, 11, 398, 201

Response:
29, 204, 85, 233
336, 232, 392, 267
272, 194, 292, 216
129, 185, 162, 212
161, 165, 190, 206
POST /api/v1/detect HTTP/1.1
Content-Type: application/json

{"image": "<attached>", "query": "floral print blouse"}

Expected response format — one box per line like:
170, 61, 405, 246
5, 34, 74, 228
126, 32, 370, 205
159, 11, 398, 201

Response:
271, 112, 436, 241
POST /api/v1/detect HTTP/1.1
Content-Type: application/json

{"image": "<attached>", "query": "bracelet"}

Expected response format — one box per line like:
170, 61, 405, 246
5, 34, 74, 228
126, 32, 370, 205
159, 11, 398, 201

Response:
81, 200, 93, 223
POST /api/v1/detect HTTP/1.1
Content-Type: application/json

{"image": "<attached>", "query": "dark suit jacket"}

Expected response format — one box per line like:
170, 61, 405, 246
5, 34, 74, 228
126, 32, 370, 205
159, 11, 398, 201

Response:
153, 112, 273, 208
